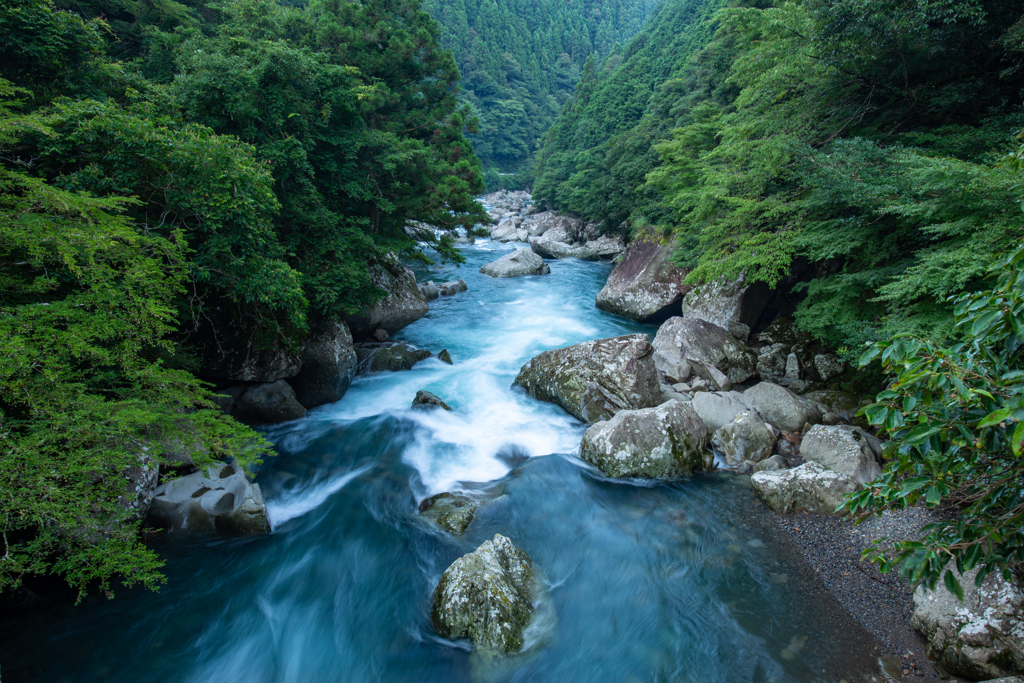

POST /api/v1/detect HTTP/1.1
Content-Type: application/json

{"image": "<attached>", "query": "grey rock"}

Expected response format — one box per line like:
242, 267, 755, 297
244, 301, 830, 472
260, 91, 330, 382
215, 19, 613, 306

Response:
690, 378, 708, 393
404, 221, 436, 241
757, 343, 789, 384
528, 224, 625, 261
784, 352, 801, 381
751, 461, 858, 515
521, 211, 580, 238
148, 462, 271, 536
814, 353, 845, 381
355, 342, 432, 372
288, 321, 358, 409
800, 425, 883, 486
419, 492, 478, 534
346, 254, 428, 337
419, 281, 440, 300
579, 401, 710, 478
480, 249, 550, 278
656, 357, 692, 384
690, 391, 750, 433
438, 349, 453, 364
122, 455, 160, 522
203, 337, 303, 383
652, 317, 758, 386
742, 382, 824, 432
231, 380, 307, 425
438, 279, 468, 296
712, 410, 776, 466
513, 334, 661, 423
752, 453, 789, 473
412, 390, 452, 411
491, 216, 525, 242
912, 567, 1024, 680
681, 274, 771, 341
432, 534, 535, 653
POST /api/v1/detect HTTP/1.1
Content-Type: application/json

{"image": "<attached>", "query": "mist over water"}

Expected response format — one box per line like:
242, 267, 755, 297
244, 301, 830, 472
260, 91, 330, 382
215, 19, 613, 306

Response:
0, 240, 880, 682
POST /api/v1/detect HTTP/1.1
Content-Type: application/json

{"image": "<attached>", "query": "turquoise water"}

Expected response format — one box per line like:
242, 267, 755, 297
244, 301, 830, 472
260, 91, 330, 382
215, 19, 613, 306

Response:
0, 240, 879, 682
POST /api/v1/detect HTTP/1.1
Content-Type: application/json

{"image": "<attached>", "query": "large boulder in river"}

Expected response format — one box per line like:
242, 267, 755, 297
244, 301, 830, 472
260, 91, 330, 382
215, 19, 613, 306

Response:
513, 334, 661, 423
221, 380, 307, 425
580, 401, 709, 478
491, 216, 525, 242
432, 534, 536, 653
346, 254, 428, 339
682, 274, 771, 342
419, 492, 479, 534
751, 461, 857, 515
522, 211, 579, 238
690, 391, 751, 432
355, 342, 432, 372
652, 317, 757, 389
742, 382, 824, 432
148, 462, 271, 536
529, 225, 625, 261
912, 567, 1024, 681
480, 249, 550, 278
594, 239, 690, 323
412, 390, 452, 410
712, 410, 775, 466
800, 425, 882, 486
287, 321, 358, 409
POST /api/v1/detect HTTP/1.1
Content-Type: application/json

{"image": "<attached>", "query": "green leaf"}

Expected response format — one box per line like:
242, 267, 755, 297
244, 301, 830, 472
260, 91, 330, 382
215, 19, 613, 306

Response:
904, 424, 942, 444
1013, 423, 1024, 456
944, 570, 964, 601
977, 408, 1011, 428
925, 485, 942, 505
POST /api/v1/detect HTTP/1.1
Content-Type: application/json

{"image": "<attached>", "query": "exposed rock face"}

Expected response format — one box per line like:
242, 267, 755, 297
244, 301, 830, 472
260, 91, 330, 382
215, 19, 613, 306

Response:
148, 462, 271, 536
652, 317, 757, 388
912, 567, 1024, 681
346, 254, 428, 339
491, 216, 525, 242
712, 410, 776, 466
122, 455, 160, 522
223, 380, 307, 425
355, 342, 432, 372
814, 354, 845, 381
287, 321, 358, 410
432, 534, 536, 653
681, 274, 771, 342
419, 492, 478, 534
690, 391, 750, 433
579, 401, 709, 478
742, 382, 824, 432
800, 425, 882, 486
412, 390, 452, 410
528, 222, 626, 261
595, 239, 690, 323
751, 462, 858, 515
522, 210, 578, 238
480, 249, 551, 278
757, 343, 789, 385
513, 334, 661, 423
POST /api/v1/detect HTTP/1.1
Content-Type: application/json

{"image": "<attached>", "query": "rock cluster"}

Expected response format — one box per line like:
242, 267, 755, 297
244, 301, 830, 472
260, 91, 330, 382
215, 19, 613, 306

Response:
419, 279, 468, 300
148, 462, 271, 536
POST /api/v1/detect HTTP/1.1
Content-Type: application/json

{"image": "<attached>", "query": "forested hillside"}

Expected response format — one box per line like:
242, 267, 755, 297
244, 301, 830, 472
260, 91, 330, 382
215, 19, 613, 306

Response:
423, 0, 661, 185
535, 0, 1024, 352
0, 0, 484, 595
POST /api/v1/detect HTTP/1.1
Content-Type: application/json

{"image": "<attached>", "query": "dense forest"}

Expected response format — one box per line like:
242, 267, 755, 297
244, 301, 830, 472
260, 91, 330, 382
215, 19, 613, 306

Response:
423, 0, 661, 186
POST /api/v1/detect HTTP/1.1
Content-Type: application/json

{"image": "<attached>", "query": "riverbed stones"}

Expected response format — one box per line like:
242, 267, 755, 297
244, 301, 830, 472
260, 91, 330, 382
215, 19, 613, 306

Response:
419, 492, 478, 534
412, 390, 452, 411
579, 401, 709, 478
681, 274, 771, 342
751, 461, 858, 515
652, 317, 757, 388
742, 382, 824, 432
513, 334, 661, 423
595, 239, 690, 323
148, 462, 271, 536
800, 425, 883, 486
480, 249, 550, 278
355, 342, 432, 372
712, 410, 776, 466
287, 321, 358, 409
912, 567, 1024, 680
432, 534, 536, 653
690, 391, 750, 433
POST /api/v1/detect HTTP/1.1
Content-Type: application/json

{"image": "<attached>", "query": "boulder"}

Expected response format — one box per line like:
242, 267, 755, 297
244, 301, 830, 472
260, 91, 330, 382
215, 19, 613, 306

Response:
419, 492, 479, 535
742, 382, 824, 432
226, 380, 307, 425
752, 454, 789, 473
432, 534, 536, 653
800, 425, 882, 486
690, 391, 750, 433
491, 217, 524, 242
148, 462, 271, 536
814, 354, 845, 381
751, 461, 858, 515
513, 334, 661, 423
438, 279, 468, 296
412, 390, 452, 411
480, 249, 551, 278
438, 349, 453, 364
712, 410, 776, 466
355, 342, 432, 372
757, 343, 789, 384
419, 281, 440, 300
652, 317, 757, 387
203, 336, 303, 383
346, 254, 428, 338
579, 401, 710, 478
404, 221, 436, 241
595, 239, 690, 323
912, 567, 1024, 681
287, 321, 358, 409
681, 274, 771, 342
529, 226, 625, 261
522, 211, 580, 239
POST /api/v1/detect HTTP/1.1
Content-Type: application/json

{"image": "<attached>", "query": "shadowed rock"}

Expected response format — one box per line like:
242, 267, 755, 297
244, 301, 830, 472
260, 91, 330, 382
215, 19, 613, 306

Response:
595, 239, 689, 323
412, 390, 452, 410
419, 492, 478, 534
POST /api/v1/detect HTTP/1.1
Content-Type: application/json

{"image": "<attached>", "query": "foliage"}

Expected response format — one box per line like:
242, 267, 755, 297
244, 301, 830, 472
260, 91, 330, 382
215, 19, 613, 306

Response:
848, 244, 1024, 593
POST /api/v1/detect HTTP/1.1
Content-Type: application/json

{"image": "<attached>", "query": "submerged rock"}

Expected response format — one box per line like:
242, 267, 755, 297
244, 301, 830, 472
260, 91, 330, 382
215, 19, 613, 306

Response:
652, 317, 757, 388
513, 334, 661, 423
355, 342, 432, 372
432, 534, 536, 653
594, 238, 690, 324
419, 492, 479, 534
148, 462, 271, 536
800, 425, 882, 486
287, 321, 358, 409
480, 249, 550, 278
912, 567, 1024, 681
412, 390, 452, 410
742, 382, 824, 432
579, 401, 709, 478
712, 410, 776, 466
750, 461, 857, 515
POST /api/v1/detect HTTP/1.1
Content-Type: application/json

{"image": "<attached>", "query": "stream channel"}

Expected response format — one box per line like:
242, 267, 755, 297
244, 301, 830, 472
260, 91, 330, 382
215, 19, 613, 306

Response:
0, 239, 883, 682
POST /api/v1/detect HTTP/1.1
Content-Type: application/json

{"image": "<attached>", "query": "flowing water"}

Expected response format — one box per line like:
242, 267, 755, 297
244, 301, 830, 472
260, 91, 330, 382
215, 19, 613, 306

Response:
0, 240, 882, 683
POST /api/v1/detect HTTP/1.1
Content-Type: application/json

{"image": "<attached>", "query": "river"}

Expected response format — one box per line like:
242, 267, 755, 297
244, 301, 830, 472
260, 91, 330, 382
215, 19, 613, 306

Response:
0, 239, 881, 682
